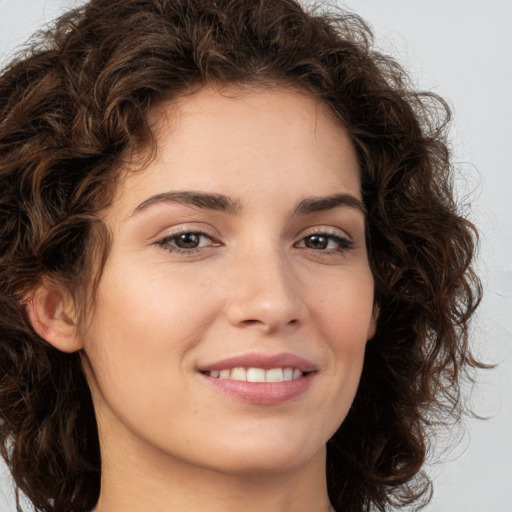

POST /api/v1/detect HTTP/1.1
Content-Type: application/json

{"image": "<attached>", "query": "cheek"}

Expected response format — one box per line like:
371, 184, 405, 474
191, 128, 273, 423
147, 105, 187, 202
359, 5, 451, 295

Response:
79, 267, 207, 437
311, 268, 375, 341
308, 268, 374, 405
80, 259, 224, 411
91, 259, 217, 339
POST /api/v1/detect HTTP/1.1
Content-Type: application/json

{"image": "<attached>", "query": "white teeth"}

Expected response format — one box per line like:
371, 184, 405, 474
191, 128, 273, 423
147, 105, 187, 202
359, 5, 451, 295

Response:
265, 368, 284, 382
230, 367, 247, 381
208, 367, 304, 382
247, 367, 266, 382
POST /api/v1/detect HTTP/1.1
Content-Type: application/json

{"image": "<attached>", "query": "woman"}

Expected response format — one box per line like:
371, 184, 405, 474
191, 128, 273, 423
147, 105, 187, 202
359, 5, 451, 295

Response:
0, 1, 481, 511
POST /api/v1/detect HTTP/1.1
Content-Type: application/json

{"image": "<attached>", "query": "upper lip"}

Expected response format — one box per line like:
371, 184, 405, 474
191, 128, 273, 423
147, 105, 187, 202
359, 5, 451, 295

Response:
198, 352, 317, 373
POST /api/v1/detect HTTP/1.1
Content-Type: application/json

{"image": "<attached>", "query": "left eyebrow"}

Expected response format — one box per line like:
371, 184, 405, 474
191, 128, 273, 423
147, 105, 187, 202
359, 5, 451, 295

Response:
293, 193, 367, 216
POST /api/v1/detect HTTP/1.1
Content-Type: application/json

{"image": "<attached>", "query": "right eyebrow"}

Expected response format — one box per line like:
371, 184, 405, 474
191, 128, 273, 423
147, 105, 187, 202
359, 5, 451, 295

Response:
129, 191, 242, 218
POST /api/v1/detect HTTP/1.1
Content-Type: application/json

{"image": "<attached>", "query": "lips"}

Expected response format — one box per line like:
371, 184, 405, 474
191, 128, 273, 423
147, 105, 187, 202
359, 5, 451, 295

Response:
198, 353, 316, 405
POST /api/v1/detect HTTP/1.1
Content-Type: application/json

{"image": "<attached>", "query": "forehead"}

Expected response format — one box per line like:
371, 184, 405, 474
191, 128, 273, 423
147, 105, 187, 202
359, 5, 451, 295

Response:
143, 84, 354, 160
109, 85, 361, 217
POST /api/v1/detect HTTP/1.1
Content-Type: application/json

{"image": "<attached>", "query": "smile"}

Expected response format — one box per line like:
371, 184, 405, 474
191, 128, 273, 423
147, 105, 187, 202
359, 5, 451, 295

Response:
199, 353, 316, 404
207, 367, 304, 382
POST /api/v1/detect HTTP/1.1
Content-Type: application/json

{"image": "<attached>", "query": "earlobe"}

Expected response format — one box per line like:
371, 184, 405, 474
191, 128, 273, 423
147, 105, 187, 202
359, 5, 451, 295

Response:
25, 283, 83, 353
367, 304, 379, 340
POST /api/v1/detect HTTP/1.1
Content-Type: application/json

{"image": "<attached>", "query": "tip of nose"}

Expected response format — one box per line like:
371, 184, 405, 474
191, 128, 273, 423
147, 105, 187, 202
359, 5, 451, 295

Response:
224, 286, 306, 333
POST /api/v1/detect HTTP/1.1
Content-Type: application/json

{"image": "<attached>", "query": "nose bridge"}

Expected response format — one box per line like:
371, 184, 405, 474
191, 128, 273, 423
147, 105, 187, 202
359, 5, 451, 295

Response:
224, 241, 303, 332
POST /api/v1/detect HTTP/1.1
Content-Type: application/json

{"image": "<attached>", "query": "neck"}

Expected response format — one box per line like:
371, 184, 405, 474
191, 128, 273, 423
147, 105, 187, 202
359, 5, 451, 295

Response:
93, 434, 332, 512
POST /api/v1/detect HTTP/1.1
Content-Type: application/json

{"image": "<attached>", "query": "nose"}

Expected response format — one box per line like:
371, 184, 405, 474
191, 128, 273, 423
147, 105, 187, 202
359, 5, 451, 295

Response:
223, 249, 306, 335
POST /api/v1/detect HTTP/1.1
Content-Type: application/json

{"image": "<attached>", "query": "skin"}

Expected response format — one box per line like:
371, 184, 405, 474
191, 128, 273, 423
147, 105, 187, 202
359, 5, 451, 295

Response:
45, 86, 377, 512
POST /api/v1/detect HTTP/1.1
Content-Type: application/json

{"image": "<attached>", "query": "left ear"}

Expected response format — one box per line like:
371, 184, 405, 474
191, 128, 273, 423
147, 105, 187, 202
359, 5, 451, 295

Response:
367, 304, 379, 340
24, 281, 83, 353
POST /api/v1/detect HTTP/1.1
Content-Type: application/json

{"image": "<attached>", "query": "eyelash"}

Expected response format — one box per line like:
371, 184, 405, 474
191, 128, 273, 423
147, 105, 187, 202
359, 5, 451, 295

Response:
294, 230, 354, 253
154, 229, 353, 256
155, 230, 219, 255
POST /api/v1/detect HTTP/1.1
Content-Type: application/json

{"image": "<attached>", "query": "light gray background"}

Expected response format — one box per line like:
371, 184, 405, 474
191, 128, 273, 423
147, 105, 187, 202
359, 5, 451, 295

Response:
0, 1, 511, 510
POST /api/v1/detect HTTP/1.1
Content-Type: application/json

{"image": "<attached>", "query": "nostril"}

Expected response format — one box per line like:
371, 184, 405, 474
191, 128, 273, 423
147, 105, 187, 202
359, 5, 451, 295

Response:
241, 319, 261, 326
238, 317, 300, 332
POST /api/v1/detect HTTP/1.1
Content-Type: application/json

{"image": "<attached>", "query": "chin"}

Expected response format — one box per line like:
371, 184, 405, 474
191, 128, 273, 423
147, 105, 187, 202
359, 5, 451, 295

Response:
211, 450, 324, 477
192, 427, 329, 476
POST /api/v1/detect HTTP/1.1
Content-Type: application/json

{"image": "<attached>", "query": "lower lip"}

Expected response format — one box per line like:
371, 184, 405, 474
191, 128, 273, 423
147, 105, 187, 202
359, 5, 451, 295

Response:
201, 373, 314, 405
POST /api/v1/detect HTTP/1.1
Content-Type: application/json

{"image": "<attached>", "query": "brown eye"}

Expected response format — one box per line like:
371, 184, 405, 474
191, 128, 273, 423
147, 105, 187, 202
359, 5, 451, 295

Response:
304, 234, 329, 249
174, 233, 203, 249
156, 231, 217, 253
296, 232, 353, 252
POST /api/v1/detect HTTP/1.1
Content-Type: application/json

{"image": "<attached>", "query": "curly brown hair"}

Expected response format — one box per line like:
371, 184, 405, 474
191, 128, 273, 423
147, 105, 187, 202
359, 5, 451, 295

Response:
0, 0, 481, 511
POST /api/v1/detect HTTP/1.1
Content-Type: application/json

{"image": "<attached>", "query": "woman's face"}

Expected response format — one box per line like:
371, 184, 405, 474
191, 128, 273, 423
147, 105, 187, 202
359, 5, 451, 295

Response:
81, 86, 376, 476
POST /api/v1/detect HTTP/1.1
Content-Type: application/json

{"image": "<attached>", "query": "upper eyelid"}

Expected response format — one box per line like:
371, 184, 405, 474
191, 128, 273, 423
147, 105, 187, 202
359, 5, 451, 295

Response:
152, 224, 219, 240
298, 226, 353, 240
152, 227, 220, 254
154, 226, 353, 240
294, 227, 356, 253
160, 231, 213, 240
157, 230, 217, 245
151, 220, 356, 240
296, 233, 353, 247
154, 231, 220, 255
